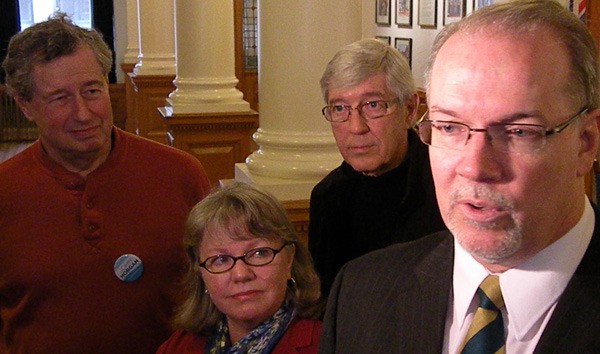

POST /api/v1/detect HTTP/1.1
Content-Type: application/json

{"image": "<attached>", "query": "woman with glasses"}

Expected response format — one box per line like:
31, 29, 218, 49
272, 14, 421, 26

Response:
158, 181, 322, 353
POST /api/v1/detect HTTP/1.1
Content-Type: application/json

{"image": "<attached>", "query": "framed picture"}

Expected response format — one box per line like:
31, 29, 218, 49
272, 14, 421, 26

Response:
395, 38, 412, 67
444, 0, 465, 25
375, 36, 391, 46
474, 0, 494, 10
376, 0, 391, 26
395, 0, 412, 27
418, 0, 437, 28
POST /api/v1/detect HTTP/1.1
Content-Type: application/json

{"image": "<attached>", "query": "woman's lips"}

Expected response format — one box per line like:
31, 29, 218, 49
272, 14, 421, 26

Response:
230, 290, 261, 301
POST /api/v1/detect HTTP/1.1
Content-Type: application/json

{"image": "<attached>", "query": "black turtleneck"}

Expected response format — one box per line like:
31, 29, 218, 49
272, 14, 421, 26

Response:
308, 130, 446, 299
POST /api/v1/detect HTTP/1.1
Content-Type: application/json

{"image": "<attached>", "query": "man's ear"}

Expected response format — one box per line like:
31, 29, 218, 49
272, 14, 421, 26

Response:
14, 96, 35, 123
404, 93, 420, 126
576, 108, 600, 177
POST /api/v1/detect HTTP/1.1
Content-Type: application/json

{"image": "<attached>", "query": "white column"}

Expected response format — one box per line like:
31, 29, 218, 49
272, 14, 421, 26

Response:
133, 0, 176, 76
236, 0, 361, 200
165, 0, 250, 114
123, 0, 139, 64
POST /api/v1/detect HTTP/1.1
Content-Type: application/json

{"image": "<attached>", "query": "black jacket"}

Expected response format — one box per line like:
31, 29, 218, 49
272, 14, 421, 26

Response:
308, 130, 445, 298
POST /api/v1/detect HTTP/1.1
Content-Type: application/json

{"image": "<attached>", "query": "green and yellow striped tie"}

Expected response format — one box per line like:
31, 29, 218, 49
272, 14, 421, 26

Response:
460, 275, 506, 354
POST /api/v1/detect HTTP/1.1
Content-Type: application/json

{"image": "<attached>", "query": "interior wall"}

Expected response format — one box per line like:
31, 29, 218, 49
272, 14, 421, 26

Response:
110, 0, 579, 87
362, 0, 443, 89
362, 0, 576, 89
112, 0, 452, 86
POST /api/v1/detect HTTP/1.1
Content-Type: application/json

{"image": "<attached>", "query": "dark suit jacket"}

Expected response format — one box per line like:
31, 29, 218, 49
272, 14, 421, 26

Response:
319, 220, 600, 353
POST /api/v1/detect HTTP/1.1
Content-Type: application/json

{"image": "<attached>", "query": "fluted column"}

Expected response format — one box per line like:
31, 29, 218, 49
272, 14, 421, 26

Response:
165, 0, 250, 114
133, 0, 175, 76
121, 0, 139, 133
237, 0, 361, 200
123, 0, 139, 64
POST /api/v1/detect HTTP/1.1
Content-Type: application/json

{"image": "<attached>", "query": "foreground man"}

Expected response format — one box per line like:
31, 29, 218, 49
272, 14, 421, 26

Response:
0, 14, 210, 353
319, 1, 600, 352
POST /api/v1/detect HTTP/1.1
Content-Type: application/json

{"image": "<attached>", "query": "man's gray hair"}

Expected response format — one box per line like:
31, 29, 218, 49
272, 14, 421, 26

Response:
320, 38, 416, 103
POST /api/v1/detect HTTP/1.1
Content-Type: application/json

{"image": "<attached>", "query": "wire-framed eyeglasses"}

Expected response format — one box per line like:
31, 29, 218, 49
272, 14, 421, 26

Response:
413, 108, 588, 154
198, 242, 292, 274
321, 98, 399, 122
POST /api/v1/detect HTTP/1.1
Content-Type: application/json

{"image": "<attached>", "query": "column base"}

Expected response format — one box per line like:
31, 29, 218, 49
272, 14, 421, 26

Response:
245, 128, 342, 181
164, 99, 250, 115
167, 77, 250, 114
235, 163, 320, 201
133, 57, 176, 76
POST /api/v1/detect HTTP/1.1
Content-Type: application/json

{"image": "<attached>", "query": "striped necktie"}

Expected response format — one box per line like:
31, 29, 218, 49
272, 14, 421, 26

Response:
460, 275, 506, 354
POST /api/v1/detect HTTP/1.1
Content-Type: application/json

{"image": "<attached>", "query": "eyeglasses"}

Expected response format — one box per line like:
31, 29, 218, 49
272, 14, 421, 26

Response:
321, 99, 399, 122
198, 242, 292, 274
413, 108, 588, 154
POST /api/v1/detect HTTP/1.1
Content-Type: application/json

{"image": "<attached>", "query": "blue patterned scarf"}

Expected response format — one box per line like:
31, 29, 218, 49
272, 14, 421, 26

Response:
206, 302, 295, 354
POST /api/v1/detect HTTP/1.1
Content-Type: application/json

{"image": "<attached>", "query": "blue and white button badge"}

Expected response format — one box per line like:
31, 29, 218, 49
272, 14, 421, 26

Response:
114, 254, 144, 282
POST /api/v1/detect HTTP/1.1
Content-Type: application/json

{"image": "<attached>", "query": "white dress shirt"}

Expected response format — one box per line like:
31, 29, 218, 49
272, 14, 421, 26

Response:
443, 198, 594, 354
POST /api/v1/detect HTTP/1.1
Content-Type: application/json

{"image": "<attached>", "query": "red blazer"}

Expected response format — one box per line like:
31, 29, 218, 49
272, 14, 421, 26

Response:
157, 319, 321, 354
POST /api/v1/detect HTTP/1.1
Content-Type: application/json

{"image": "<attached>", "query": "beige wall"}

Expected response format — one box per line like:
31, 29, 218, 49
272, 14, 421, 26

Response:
364, 0, 575, 89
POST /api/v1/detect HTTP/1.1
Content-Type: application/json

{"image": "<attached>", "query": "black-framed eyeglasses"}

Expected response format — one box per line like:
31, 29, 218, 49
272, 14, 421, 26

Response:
413, 108, 588, 154
321, 98, 399, 122
198, 242, 292, 274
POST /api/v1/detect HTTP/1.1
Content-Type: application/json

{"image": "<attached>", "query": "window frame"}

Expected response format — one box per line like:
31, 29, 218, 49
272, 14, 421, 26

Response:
0, 0, 116, 83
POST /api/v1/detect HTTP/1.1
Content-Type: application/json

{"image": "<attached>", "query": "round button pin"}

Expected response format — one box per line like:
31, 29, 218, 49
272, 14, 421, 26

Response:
114, 254, 144, 282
